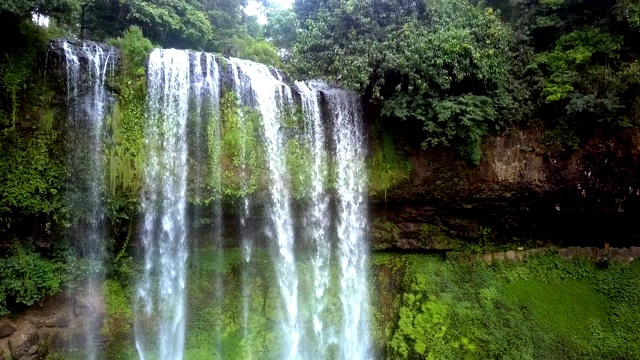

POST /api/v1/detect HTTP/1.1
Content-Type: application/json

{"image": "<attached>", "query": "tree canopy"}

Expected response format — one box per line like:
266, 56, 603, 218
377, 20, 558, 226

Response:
3, 0, 640, 163
290, 0, 519, 163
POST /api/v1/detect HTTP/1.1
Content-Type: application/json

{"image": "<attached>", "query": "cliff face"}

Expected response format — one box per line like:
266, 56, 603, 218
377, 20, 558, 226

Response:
43, 39, 640, 251
369, 126, 640, 250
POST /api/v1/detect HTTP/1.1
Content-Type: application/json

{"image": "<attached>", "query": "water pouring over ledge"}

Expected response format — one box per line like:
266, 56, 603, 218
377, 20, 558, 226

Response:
53, 42, 371, 359
60, 39, 116, 360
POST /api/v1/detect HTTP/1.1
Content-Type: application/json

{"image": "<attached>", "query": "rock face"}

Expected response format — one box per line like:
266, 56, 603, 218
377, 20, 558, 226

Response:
8, 322, 39, 360
0, 292, 107, 360
464, 246, 640, 264
0, 322, 16, 338
370, 126, 640, 249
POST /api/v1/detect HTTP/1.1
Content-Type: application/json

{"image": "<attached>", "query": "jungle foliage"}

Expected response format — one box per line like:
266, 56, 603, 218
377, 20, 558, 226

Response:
374, 253, 640, 359
290, 0, 640, 162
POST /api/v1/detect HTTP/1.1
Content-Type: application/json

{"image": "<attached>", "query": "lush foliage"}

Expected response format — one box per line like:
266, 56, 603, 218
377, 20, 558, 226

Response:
291, 0, 518, 164
288, 0, 640, 162
0, 242, 89, 315
0, 0, 78, 25
374, 253, 640, 359
0, 23, 66, 231
265, 7, 298, 52
521, 0, 640, 153
105, 26, 153, 236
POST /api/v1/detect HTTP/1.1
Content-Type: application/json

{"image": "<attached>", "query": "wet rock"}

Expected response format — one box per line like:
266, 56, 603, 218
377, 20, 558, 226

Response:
73, 297, 89, 316
9, 323, 39, 360
49, 314, 70, 328
48, 331, 69, 352
0, 322, 16, 338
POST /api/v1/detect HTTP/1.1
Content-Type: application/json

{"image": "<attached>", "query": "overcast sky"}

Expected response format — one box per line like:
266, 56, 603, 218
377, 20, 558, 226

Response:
244, 0, 292, 24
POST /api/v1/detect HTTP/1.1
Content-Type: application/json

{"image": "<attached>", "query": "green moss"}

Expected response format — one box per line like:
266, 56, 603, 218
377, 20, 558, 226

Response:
103, 279, 133, 320
371, 218, 401, 249
419, 223, 462, 250
204, 90, 267, 202
105, 26, 152, 231
377, 253, 640, 359
285, 137, 314, 199
368, 128, 411, 197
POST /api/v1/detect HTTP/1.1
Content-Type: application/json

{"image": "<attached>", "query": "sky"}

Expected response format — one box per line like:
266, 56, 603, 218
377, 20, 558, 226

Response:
244, 0, 293, 24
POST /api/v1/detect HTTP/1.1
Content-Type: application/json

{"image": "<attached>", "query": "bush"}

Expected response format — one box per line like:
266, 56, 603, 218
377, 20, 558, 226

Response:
0, 243, 64, 315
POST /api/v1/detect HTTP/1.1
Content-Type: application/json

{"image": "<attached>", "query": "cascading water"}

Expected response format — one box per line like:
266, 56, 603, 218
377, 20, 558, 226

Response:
61, 40, 115, 360
56, 41, 370, 359
135, 49, 190, 360
229, 61, 256, 354
325, 88, 370, 360
295, 81, 332, 358
229, 58, 301, 359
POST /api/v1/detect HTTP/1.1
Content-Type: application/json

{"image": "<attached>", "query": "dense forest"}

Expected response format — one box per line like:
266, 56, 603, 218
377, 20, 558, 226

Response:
2, 0, 640, 358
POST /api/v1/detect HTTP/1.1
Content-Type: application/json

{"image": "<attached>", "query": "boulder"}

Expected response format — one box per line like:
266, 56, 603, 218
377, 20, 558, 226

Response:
8, 323, 39, 360
0, 322, 16, 338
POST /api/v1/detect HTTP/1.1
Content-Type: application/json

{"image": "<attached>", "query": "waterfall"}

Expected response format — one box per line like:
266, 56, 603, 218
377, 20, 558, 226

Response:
57, 41, 370, 359
325, 89, 370, 360
135, 49, 190, 360
229, 58, 301, 360
229, 60, 256, 356
296, 81, 332, 358
61, 40, 115, 360
135, 48, 224, 360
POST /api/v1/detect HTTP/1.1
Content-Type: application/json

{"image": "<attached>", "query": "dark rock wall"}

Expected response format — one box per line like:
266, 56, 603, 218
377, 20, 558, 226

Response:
370, 126, 640, 249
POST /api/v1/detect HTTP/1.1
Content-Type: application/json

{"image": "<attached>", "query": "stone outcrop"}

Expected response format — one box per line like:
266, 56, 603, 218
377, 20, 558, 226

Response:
370, 127, 640, 249
0, 291, 106, 360
0, 322, 16, 338
462, 246, 640, 264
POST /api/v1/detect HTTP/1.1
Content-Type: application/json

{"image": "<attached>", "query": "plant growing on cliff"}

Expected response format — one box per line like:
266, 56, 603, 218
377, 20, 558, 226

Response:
105, 26, 153, 233
0, 243, 64, 315
368, 128, 411, 197
292, 0, 518, 164
204, 90, 267, 203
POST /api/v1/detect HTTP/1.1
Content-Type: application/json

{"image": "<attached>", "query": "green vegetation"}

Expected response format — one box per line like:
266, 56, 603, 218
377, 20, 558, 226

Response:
215, 91, 266, 200
0, 242, 89, 315
290, 0, 640, 162
374, 253, 640, 359
0, 22, 65, 232
368, 127, 412, 197
105, 26, 152, 236
292, 0, 518, 164
50, 249, 640, 359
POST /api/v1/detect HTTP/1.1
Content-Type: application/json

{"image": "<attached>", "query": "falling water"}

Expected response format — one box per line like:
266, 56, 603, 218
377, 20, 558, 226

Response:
295, 81, 332, 358
325, 88, 370, 360
230, 58, 300, 359
229, 61, 255, 353
135, 49, 190, 360
61, 40, 115, 360
192, 51, 225, 357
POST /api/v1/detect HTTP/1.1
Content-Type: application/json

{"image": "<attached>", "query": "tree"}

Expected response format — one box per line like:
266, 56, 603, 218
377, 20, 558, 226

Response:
265, 6, 298, 51
0, 0, 79, 25
127, 0, 213, 49
291, 0, 518, 164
